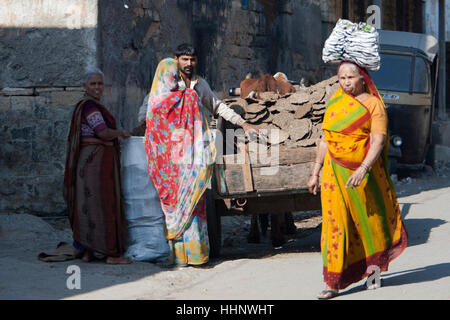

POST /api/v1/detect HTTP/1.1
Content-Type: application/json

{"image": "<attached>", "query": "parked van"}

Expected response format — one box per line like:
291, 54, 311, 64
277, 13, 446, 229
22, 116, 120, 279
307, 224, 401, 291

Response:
369, 30, 439, 172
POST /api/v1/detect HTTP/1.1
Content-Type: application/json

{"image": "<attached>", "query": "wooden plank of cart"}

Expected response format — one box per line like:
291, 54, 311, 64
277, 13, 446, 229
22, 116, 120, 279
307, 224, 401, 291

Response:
206, 117, 322, 258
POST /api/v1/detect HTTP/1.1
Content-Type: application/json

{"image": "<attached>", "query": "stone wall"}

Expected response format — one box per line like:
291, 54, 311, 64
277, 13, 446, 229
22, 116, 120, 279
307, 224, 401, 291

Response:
0, 0, 340, 216
99, 0, 326, 132
97, 0, 195, 130
0, 87, 84, 214
0, 0, 98, 87
0, 0, 98, 215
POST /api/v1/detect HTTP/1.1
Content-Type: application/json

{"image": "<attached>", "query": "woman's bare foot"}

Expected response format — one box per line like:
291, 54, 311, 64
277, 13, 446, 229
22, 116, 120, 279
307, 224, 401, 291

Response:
106, 256, 131, 264
81, 250, 94, 262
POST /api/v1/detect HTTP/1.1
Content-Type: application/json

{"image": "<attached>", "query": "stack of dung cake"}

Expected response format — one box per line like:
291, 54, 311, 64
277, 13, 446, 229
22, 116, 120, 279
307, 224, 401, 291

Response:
223, 75, 340, 149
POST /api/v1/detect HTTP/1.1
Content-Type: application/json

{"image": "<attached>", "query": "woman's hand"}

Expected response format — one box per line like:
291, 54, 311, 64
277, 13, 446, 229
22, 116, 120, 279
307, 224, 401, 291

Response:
120, 130, 132, 138
344, 133, 385, 189
307, 175, 320, 195
345, 166, 368, 189
97, 128, 131, 141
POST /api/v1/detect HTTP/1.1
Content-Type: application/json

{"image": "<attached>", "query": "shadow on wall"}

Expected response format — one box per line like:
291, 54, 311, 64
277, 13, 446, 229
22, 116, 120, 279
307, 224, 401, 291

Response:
0, 26, 100, 216
97, 0, 194, 132
0, 27, 96, 88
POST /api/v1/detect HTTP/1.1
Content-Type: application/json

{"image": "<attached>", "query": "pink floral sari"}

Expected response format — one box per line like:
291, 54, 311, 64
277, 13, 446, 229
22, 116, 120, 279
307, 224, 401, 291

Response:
144, 58, 216, 265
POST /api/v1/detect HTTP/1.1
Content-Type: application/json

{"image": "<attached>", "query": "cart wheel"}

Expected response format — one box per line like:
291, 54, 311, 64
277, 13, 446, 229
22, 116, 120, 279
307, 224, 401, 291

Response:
206, 190, 223, 258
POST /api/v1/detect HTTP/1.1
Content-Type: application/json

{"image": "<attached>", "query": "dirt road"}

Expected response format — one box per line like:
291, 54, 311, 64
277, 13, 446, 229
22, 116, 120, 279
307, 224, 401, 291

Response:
1, 164, 449, 300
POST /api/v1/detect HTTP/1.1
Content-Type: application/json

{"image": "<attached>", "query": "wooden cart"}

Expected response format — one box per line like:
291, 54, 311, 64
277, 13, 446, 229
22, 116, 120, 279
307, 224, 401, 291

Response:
206, 117, 322, 257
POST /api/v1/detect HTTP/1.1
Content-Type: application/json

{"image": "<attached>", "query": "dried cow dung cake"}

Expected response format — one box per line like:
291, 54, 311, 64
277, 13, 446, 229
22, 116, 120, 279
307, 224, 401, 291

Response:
247, 110, 270, 124
288, 91, 310, 105
309, 87, 326, 104
267, 128, 290, 145
310, 123, 323, 140
245, 103, 267, 114
259, 92, 280, 101
272, 111, 294, 129
221, 74, 339, 148
261, 112, 274, 123
297, 139, 317, 147
273, 98, 297, 112
287, 118, 312, 141
294, 103, 312, 119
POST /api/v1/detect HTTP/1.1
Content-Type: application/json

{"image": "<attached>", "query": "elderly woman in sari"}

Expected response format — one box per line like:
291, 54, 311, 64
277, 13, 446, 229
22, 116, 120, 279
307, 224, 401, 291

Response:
63, 69, 131, 264
145, 58, 253, 266
307, 61, 408, 299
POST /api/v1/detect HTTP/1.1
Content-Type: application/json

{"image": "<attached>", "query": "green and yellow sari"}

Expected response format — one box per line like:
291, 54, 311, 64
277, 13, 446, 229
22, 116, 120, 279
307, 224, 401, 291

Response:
320, 62, 408, 290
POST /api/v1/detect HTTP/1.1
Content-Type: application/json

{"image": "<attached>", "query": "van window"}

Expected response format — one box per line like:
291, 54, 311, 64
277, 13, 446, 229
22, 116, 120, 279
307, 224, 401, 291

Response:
369, 53, 429, 93
413, 57, 429, 93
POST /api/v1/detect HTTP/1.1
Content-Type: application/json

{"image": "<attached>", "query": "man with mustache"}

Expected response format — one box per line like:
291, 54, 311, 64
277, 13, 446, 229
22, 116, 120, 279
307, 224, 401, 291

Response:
175, 43, 257, 132
138, 43, 255, 132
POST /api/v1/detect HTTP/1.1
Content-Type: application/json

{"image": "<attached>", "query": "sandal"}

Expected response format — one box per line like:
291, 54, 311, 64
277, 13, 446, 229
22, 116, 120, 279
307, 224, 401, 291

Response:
317, 289, 339, 300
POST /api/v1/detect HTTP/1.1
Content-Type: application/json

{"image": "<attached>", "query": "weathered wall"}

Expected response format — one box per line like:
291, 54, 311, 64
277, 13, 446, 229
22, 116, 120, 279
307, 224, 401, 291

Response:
0, 0, 338, 216
0, 0, 98, 87
0, 0, 98, 215
100, 0, 325, 132
271, 0, 324, 84
98, 0, 195, 130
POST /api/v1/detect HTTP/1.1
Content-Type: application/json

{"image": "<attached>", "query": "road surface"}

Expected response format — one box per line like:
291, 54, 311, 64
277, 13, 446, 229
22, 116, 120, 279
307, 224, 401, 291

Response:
1, 166, 449, 300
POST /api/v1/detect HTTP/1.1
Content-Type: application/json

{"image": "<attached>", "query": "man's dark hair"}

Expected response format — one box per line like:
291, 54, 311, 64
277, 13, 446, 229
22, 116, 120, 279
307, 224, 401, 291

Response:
174, 43, 197, 57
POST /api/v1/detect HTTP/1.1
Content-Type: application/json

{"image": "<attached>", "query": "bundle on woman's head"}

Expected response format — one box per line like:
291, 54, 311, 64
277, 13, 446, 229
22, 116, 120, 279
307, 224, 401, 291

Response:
322, 19, 380, 71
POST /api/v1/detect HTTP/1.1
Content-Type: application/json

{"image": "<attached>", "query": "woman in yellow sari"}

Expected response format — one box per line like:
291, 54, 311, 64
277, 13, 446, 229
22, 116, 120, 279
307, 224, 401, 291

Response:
307, 61, 408, 299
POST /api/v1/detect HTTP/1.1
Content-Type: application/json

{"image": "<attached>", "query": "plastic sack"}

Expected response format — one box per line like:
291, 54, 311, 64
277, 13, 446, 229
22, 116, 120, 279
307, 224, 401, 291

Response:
322, 19, 380, 71
120, 136, 170, 262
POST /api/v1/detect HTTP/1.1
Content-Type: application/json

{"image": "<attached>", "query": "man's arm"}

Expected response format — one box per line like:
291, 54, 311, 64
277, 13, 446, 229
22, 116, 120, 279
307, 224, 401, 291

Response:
196, 78, 246, 126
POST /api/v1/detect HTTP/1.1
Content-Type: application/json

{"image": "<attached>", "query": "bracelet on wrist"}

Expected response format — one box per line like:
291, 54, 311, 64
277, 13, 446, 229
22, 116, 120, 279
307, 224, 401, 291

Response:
360, 162, 370, 171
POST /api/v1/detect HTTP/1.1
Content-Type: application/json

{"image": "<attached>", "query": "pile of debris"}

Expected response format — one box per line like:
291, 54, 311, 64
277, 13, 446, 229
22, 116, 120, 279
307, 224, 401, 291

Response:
223, 75, 339, 148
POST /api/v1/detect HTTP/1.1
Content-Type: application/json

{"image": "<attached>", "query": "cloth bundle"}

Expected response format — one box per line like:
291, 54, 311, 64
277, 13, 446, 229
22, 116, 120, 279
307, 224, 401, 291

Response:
322, 19, 380, 71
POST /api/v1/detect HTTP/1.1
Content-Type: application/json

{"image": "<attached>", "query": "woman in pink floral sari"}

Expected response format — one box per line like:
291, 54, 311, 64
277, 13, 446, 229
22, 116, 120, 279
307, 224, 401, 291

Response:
144, 58, 216, 266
